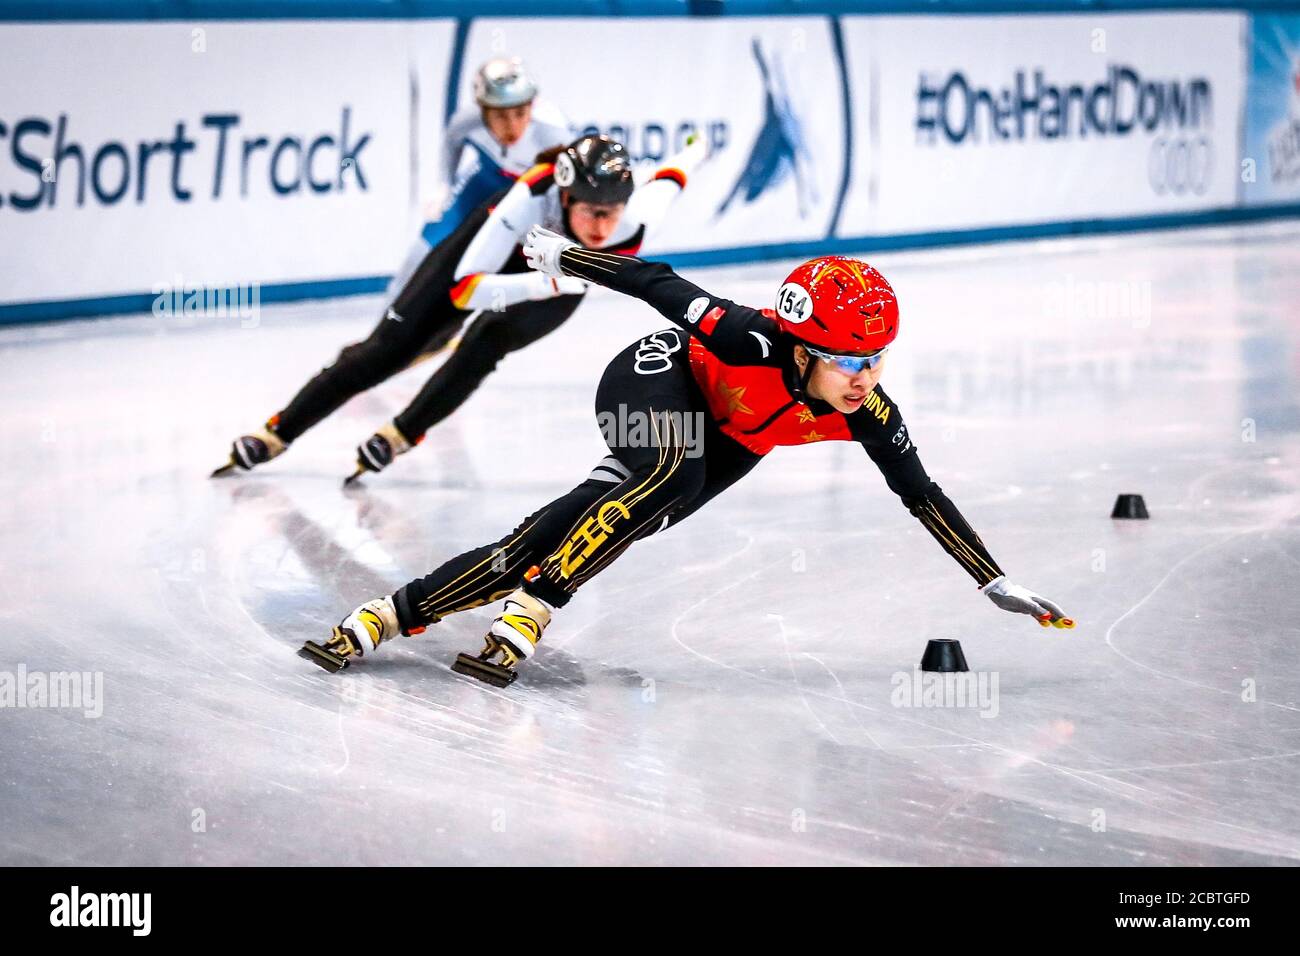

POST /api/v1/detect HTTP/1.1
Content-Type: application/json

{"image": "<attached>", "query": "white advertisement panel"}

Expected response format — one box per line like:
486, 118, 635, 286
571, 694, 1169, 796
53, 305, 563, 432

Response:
838, 13, 1247, 235
457, 17, 846, 253
0, 21, 454, 306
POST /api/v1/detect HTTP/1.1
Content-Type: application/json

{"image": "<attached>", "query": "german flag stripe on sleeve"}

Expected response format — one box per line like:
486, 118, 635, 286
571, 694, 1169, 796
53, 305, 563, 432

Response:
450, 273, 484, 309
652, 167, 687, 189
604, 224, 646, 257
520, 162, 555, 194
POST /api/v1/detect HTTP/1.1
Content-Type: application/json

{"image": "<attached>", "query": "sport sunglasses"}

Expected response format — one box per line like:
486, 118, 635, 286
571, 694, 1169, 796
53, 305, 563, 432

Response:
803, 345, 889, 374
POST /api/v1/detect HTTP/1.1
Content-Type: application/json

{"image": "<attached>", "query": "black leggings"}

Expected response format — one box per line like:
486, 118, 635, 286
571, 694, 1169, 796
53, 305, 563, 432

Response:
394, 329, 763, 628
271, 193, 583, 443
392, 295, 578, 440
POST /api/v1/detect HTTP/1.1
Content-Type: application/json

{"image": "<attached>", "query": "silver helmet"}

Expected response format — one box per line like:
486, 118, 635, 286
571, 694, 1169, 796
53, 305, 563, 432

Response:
473, 57, 538, 109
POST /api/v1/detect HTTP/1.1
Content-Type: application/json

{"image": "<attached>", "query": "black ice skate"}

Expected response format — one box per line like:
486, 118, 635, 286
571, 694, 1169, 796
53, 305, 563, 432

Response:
344, 421, 418, 486
299, 625, 366, 673
300, 597, 401, 673
211, 424, 288, 477
451, 590, 550, 687
451, 634, 526, 687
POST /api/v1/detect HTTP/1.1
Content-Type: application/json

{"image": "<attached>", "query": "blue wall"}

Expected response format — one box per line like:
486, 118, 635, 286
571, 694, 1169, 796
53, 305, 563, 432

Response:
4, 1, 1300, 19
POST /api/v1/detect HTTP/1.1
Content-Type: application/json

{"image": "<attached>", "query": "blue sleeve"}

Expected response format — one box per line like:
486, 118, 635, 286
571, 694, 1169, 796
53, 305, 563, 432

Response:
420, 159, 511, 248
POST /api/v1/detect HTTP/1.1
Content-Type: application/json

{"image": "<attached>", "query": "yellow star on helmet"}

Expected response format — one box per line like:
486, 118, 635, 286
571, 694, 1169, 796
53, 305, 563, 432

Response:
810, 260, 871, 293
717, 381, 753, 417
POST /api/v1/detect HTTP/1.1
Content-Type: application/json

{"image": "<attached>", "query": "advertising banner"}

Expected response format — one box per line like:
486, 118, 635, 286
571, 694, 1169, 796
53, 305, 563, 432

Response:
0, 20, 454, 306
838, 13, 1247, 236
456, 17, 847, 254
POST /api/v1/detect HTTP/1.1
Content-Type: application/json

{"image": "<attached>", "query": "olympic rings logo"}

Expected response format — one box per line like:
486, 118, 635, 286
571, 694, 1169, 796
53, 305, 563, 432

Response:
633, 330, 684, 375
1148, 136, 1213, 196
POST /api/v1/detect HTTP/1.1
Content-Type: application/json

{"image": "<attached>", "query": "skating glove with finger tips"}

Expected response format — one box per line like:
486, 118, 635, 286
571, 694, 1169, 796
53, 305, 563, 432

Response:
524, 272, 588, 301
981, 575, 1075, 629
524, 225, 577, 277
553, 276, 589, 296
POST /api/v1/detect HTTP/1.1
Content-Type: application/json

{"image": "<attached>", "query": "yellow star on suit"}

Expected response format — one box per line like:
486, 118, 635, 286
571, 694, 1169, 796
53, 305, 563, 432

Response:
717, 381, 753, 416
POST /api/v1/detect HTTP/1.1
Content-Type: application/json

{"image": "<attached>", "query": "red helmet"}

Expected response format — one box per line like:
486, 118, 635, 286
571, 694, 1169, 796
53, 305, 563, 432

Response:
773, 256, 899, 353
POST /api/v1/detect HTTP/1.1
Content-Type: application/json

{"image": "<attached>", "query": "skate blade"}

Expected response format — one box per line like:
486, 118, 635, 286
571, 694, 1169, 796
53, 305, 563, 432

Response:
298, 640, 350, 673
342, 464, 368, 487
451, 653, 516, 688
210, 459, 239, 478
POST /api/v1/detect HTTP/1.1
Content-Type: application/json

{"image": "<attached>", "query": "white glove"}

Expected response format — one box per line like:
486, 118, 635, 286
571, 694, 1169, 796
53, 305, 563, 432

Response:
523, 225, 578, 277
981, 576, 1075, 629
523, 273, 588, 300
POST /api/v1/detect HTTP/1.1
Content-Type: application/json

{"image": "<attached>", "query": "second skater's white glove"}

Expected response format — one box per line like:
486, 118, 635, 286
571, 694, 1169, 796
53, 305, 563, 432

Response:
981, 576, 1075, 629
524, 272, 588, 300
524, 225, 578, 277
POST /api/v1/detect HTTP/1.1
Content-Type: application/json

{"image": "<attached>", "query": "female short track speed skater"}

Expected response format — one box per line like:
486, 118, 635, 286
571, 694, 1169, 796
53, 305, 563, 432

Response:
211, 132, 704, 483
298, 227, 1074, 684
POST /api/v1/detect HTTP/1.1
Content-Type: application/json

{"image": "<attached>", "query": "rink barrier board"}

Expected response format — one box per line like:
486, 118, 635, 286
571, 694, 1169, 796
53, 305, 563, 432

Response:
5, 200, 1300, 325
0, 276, 391, 324
3, 5, 1299, 321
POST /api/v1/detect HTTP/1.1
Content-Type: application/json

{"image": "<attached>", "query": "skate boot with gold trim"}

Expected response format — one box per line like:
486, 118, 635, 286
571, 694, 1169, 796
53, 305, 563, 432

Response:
452, 590, 552, 687
344, 420, 421, 486
211, 421, 289, 477
300, 596, 413, 673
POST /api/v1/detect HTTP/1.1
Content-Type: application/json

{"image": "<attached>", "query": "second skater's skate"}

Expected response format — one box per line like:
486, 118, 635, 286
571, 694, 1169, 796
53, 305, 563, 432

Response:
210, 423, 289, 477
344, 421, 421, 486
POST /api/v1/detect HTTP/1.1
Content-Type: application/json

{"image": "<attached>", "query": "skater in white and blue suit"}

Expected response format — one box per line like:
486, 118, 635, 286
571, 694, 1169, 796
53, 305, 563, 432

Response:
388, 56, 573, 294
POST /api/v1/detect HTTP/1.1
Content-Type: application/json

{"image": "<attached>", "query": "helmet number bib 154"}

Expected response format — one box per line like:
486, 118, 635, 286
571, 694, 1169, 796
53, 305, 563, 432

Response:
775, 283, 812, 324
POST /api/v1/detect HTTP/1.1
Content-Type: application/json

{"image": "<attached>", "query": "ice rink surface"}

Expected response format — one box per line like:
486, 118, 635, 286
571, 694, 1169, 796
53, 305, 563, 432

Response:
2, 222, 1299, 866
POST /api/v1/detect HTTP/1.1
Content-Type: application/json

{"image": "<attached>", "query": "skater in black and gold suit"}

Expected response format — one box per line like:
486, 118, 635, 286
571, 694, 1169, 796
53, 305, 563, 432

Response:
301, 229, 1073, 685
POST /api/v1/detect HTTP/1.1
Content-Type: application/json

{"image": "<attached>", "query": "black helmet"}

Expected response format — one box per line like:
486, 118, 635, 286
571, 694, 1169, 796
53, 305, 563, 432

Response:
555, 135, 634, 205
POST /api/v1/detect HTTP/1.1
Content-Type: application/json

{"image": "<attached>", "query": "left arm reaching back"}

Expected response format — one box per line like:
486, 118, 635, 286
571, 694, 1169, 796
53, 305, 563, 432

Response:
621, 135, 708, 242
